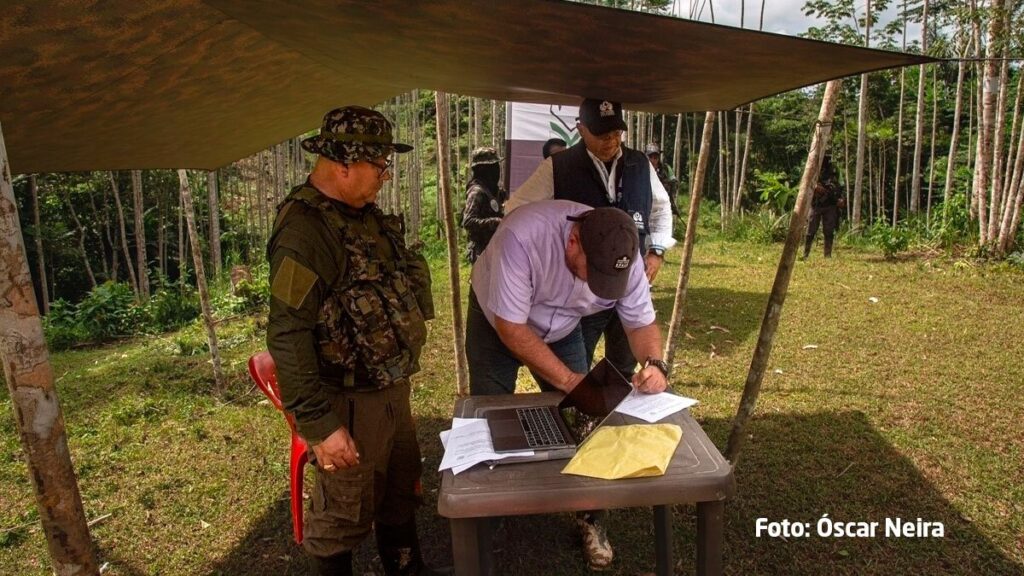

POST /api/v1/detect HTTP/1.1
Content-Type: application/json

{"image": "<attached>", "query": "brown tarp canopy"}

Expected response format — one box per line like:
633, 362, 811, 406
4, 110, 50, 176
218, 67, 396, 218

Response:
0, 0, 928, 174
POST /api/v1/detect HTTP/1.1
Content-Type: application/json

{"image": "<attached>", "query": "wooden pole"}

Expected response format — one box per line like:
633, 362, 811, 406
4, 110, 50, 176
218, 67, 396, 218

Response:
434, 92, 469, 395
664, 111, 716, 366
131, 170, 150, 299
30, 174, 49, 314
177, 170, 225, 391
725, 81, 842, 465
0, 121, 99, 575
207, 170, 222, 277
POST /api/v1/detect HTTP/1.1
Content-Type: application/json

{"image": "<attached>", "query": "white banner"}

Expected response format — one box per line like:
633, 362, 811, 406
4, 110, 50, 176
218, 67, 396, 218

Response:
504, 102, 581, 193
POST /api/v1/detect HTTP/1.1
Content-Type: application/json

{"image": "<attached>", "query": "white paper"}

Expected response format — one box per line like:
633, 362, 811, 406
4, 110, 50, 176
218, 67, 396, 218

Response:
438, 417, 534, 474
614, 390, 697, 423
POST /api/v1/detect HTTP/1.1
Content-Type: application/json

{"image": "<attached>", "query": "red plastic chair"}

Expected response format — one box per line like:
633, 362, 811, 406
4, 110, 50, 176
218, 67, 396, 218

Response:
248, 351, 308, 545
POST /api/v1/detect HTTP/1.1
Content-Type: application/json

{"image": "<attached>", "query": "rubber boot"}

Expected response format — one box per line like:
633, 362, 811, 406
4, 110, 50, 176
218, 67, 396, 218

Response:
823, 236, 833, 258
802, 236, 813, 260
376, 519, 451, 575
310, 551, 353, 576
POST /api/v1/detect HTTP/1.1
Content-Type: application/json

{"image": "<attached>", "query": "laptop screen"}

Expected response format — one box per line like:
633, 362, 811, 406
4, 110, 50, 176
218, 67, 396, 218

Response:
558, 358, 632, 417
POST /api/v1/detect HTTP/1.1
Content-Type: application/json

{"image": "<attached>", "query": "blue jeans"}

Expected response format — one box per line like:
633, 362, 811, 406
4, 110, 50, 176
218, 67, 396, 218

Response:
466, 289, 588, 395
579, 308, 637, 379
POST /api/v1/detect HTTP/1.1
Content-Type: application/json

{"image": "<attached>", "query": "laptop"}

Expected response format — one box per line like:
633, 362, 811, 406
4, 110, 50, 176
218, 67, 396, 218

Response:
483, 359, 632, 463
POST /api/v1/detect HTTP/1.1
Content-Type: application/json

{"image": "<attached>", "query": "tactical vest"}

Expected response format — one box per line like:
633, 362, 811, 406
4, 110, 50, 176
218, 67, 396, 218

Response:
552, 141, 653, 247
277, 185, 433, 390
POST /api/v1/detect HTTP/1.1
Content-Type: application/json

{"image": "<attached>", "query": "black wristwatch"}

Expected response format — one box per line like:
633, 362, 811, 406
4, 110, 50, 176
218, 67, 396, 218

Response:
644, 356, 670, 378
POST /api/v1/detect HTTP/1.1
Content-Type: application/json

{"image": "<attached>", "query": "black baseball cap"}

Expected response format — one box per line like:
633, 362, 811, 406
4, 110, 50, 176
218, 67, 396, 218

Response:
568, 208, 639, 300
578, 98, 628, 136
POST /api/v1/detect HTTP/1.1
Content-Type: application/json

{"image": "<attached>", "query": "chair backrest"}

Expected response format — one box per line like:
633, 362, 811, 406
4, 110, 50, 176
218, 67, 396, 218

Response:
249, 351, 284, 411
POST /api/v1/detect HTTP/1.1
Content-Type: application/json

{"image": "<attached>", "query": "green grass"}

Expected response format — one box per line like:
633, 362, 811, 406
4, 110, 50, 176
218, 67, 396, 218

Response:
2, 240, 1023, 575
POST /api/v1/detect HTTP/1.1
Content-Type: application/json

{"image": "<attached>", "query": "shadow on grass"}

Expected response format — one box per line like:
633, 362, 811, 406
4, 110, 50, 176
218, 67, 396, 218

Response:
206, 412, 1021, 576
653, 286, 767, 359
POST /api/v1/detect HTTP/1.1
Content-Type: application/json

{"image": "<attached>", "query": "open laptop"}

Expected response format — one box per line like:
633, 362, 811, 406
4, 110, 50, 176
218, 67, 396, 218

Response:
483, 359, 632, 464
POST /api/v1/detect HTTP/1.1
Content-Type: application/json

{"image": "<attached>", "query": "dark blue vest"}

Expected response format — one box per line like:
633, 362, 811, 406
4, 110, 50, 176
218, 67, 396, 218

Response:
551, 141, 652, 246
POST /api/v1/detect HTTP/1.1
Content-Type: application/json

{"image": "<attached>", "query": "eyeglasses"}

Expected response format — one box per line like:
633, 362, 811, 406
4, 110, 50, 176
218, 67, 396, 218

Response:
366, 156, 393, 178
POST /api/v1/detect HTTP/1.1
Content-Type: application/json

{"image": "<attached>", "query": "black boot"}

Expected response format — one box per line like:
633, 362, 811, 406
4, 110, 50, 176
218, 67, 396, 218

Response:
802, 236, 813, 260
310, 551, 353, 576
823, 237, 834, 258
376, 520, 451, 576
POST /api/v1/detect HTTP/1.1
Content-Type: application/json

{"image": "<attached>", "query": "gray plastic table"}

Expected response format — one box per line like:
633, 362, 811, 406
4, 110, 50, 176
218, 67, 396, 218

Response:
437, 392, 735, 575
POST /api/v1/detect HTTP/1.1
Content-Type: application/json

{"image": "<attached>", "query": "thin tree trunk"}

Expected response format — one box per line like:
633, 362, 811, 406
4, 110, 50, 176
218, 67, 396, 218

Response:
893, 0, 908, 225
177, 170, 225, 391
731, 108, 742, 214
988, 31, 1011, 240
944, 58, 967, 221
177, 185, 186, 281
673, 113, 683, 181
411, 90, 422, 240
207, 171, 221, 277
108, 172, 139, 297
977, 0, 1002, 242
95, 188, 116, 281
64, 192, 97, 288
664, 111, 715, 366
927, 64, 938, 225
853, 0, 871, 231
1002, 69, 1023, 198
717, 112, 727, 229
434, 92, 469, 395
131, 170, 149, 299
725, 80, 842, 465
910, 0, 929, 214
30, 175, 49, 313
735, 105, 754, 210
0, 120, 99, 575
998, 115, 1024, 252
157, 195, 166, 278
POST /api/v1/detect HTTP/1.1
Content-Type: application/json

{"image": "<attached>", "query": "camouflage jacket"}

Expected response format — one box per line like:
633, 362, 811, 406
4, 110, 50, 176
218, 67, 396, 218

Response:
266, 182, 433, 443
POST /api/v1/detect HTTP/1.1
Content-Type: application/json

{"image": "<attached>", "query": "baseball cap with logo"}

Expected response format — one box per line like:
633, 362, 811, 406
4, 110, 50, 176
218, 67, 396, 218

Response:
301, 106, 412, 165
578, 98, 628, 136
568, 207, 640, 300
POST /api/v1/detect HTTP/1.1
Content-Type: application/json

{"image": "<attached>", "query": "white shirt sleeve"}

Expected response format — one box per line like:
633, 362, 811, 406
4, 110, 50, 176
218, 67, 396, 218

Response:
647, 162, 676, 251
504, 157, 554, 214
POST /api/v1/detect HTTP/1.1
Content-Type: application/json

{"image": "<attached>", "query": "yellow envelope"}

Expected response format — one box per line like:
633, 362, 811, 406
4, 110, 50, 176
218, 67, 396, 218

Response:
561, 424, 682, 480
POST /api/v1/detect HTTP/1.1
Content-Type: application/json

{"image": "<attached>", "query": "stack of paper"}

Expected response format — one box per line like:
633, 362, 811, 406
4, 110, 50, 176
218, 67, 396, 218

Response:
438, 417, 534, 475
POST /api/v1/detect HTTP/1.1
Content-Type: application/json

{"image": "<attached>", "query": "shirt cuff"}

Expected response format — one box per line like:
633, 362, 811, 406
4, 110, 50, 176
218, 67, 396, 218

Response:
648, 234, 677, 252
296, 410, 344, 445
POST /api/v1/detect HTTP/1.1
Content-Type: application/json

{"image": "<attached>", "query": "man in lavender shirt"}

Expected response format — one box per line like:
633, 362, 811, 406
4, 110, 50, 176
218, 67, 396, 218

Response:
465, 199, 671, 570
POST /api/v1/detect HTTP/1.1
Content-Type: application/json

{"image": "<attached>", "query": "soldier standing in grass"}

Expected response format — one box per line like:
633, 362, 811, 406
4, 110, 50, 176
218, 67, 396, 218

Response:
267, 106, 445, 576
461, 147, 505, 263
803, 155, 846, 259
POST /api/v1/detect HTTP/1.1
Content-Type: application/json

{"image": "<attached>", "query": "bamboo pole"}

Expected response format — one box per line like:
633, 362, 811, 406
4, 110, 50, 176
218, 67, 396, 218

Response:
0, 121, 99, 575
434, 91, 469, 395
177, 170, 225, 391
725, 81, 842, 465
664, 111, 716, 367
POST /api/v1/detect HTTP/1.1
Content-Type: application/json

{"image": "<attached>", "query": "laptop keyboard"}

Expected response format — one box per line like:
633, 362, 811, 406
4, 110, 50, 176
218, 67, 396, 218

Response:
517, 407, 567, 448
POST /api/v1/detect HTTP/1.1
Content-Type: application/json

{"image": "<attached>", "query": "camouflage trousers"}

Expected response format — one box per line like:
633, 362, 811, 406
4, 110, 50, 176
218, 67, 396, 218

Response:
303, 381, 423, 558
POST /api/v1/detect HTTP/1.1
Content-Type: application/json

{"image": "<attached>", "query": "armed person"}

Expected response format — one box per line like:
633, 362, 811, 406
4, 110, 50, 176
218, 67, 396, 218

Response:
645, 143, 680, 217
461, 147, 505, 263
267, 106, 445, 576
803, 154, 846, 259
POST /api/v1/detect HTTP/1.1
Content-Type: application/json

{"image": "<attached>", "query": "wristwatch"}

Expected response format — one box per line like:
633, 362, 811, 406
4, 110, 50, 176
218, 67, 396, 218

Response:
648, 247, 665, 258
644, 356, 670, 378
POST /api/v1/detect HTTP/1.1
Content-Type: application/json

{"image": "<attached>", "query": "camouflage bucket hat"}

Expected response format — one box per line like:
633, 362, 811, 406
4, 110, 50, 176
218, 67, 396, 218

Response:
470, 147, 501, 168
301, 106, 412, 165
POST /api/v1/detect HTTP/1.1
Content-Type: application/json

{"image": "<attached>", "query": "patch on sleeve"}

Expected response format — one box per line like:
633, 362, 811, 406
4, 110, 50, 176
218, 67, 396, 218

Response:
271, 256, 318, 309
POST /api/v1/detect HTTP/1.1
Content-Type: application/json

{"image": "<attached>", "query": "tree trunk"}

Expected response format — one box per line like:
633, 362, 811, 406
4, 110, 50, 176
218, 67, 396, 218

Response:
987, 31, 1011, 240
853, 0, 871, 231
673, 113, 683, 182
473, 97, 483, 149
1002, 69, 1023, 199
108, 172, 139, 297
30, 175, 49, 313
664, 111, 715, 366
177, 170, 225, 391
731, 108, 742, 214
0, 121, 99, 575
178, 182, 187, 281
411, 90, 422, 241
717, 112, 727, 229
910, 0, 929, 214
943, 58, 966, 221
926, 64, 938, 224
735, 104, 754, 211
95, 188, 116, 281
64, 192, 97, 289
977, 0, 1003, 243
725, 80, 842, 465
893, 67, 906, 225
434, 91, 470, 395
997, 114, 1024, 253
207, 170, 222, 278
131, 170, 149, 299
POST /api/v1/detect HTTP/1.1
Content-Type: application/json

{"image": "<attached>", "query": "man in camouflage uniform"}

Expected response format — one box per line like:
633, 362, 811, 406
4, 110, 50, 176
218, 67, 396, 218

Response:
461, 147, 505, 263
645, 143, 680, 217
267, 106, 443, 576
803, 155, 846, 259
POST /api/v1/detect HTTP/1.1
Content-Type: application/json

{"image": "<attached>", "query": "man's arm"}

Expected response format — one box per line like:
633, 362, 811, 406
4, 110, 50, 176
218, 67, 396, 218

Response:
504, 157, 555, 213
462, 187, 502, 243
645, 164, 677, 282
494, 316, 584, 393
623, 322, 669, 394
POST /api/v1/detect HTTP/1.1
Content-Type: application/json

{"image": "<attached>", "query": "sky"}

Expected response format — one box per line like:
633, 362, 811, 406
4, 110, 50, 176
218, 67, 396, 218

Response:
671, 0, 922, 45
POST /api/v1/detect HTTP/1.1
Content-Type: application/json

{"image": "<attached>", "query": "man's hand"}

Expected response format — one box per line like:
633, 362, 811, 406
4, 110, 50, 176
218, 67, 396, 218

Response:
631, 365, 668, 394
644, 252, 664, 283
312, 426, 360, 472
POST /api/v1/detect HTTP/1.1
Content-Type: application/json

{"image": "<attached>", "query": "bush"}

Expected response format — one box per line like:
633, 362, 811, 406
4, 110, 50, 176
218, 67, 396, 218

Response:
75, 282, 144, 341
866, 220, 911, 259
145, 277, 200, 331
44, 299, 87, 351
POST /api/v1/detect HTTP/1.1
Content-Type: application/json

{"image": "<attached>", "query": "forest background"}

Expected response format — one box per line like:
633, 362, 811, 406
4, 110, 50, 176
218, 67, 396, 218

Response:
2, 0, 1024, 574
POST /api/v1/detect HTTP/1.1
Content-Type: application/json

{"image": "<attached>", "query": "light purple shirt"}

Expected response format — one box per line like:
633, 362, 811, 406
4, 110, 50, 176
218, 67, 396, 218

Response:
471, 199, 656, 343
